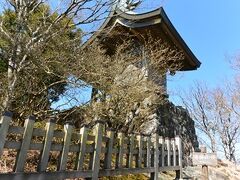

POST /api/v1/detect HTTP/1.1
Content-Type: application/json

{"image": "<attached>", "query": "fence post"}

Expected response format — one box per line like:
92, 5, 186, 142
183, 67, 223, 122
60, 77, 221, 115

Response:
104, 128, 115, 169
175, 136, 183, 179
127, 133, 135, 168
76, 124, 89, 171
0, 111, 13, 156
59, 122, 73, 171
137, 134, 143, 168
38, 118, 56, 171
150, 133, 159, 180
91, 121, 103, 180
146, 135, 151, 168
166, 137, 171, 166
159, 136, 164, 167
172, 138, 176, 166
116, 132, 124, 169
14, 115, 35, 172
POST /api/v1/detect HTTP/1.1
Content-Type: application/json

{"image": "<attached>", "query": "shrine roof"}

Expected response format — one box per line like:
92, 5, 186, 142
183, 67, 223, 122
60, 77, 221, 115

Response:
83, 7, 201, 71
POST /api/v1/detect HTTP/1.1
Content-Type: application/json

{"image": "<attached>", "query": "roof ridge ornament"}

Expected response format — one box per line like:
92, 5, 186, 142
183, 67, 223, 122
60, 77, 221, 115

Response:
117, 0, 142, 14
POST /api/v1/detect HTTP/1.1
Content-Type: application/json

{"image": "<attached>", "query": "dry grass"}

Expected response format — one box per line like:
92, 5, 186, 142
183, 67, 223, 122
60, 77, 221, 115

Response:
100, 174, 149, 180
0, 150, 16, 173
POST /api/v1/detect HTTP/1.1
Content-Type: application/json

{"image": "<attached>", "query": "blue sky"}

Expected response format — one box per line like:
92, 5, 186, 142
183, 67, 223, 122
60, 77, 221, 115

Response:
145, 0, 240, 103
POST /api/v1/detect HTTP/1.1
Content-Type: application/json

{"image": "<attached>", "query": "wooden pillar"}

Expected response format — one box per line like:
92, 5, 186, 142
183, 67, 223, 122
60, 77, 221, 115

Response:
150, 133, 159, 180
38, 118, 56, 171
137, 134, 143, 168
127, 133, 135, 168
116, 132, 124, 169
201, 146, 209, 180
59, 122, 73, 171
159, 136, 164, 167
104, 128, 115, 169
14, 115, 35, 172
202, 165, 209, 180
76, 124, 89, 171
91, 121, 103, 180
166, 138, 171, 166
172, 138, 177, 166
175, 136, 183, 179
0, 111, 13, 156
146, 135, 151, 168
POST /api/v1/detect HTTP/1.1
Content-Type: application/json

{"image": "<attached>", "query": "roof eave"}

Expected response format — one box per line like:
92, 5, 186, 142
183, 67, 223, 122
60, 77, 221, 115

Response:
158, 8, 201, 69
83, 7, 201, 70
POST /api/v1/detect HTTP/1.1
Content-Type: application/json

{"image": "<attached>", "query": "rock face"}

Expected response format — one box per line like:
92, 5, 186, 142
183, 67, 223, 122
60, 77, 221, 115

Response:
142, 100, 199, 165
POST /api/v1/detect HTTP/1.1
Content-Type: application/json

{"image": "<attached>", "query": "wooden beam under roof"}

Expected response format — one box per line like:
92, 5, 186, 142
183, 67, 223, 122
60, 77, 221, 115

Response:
83, 7, 201, 71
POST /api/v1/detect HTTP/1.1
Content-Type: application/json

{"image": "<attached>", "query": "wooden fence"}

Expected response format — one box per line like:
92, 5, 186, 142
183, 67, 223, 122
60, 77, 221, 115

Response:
0, 112, 183, 180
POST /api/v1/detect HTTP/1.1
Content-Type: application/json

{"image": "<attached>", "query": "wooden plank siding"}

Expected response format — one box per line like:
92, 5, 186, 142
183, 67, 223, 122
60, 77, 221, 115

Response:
0, 112, 183, 180
14, 116, 36, 172
0, 112, 13, 156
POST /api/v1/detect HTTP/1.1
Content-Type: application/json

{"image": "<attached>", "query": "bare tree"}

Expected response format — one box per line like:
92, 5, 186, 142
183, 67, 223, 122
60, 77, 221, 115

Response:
212, 85, 240, 162
180, 82, 218, 152
180, 82, 240, 162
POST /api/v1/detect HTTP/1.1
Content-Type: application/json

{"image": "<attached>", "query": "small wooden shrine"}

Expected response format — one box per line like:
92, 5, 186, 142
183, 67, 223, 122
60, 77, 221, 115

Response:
84, 5, 201, 92
85, 3, 201, 154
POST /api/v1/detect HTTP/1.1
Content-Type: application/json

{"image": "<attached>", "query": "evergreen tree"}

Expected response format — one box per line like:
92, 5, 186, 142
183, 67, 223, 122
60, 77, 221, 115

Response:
0, 3, 81, 118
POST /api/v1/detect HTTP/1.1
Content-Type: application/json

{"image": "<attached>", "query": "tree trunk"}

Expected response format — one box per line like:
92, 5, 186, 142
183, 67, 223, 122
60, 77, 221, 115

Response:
209, 135, 216, 153
2, 60, 17, 111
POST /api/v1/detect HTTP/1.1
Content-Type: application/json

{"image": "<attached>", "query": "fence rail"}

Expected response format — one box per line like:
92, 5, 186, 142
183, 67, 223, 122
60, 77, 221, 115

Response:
0, 112, 183, 180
